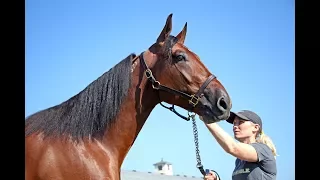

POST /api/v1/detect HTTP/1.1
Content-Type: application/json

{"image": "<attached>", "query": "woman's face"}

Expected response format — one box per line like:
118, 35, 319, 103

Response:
233, 117, 259, 141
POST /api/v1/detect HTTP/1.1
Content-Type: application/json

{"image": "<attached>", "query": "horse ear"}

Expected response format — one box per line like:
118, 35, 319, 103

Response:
176, 22, 187, 44
156, 13, 173, 43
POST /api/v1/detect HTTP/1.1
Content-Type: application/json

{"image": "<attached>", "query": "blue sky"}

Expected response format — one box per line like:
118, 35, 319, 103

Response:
26, 0, 294, 179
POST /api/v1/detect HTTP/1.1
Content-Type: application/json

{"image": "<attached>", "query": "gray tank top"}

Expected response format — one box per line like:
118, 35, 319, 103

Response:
231, 142, 277, 180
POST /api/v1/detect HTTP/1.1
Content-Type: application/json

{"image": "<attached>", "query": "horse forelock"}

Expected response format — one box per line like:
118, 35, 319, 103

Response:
25, 54, 136, 141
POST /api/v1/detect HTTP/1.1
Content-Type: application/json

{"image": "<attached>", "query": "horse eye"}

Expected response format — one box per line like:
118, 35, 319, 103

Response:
176, 55, 185, 61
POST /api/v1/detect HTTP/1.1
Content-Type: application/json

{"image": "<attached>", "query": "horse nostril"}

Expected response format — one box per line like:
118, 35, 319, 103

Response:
217, 96, 227, 112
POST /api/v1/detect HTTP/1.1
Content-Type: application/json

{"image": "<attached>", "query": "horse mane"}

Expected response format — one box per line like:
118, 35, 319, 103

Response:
25, 53, 136, 141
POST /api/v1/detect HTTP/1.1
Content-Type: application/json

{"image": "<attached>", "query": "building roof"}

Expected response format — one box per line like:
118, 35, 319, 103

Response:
153, 158, 172, 166
121, 170, 203, 180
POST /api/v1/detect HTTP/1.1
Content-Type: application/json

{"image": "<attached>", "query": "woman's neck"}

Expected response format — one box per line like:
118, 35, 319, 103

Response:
239, 136, 256, 144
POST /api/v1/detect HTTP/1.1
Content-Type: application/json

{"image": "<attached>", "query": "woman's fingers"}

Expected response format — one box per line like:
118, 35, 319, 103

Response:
204, 175, 215, 180
203, 171, 217, 180
209, 170, 217, 177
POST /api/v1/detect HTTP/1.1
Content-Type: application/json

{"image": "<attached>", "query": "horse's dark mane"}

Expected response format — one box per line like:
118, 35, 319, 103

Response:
25, 54, 136, 141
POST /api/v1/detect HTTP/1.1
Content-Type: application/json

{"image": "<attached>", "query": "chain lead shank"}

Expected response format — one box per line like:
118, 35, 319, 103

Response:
190, 114, 206, 176
190, 114, 222, 179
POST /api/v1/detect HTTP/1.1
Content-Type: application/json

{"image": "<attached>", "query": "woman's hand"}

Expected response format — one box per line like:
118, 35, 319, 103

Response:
203, 170, 218, 180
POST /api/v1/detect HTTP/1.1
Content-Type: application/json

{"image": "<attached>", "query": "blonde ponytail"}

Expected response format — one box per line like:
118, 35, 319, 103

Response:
256, 131, 279, 157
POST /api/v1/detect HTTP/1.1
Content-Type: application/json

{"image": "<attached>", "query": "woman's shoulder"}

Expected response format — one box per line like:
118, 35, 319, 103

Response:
250, 142, 275, 161
251, 142, 272, 151
251, 143, 277, 176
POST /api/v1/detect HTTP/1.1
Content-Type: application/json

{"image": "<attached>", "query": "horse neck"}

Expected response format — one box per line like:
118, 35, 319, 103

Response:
102, 54, 159, 166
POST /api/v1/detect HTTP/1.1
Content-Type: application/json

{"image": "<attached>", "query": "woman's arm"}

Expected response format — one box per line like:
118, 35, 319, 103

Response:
204, 122, 258, 162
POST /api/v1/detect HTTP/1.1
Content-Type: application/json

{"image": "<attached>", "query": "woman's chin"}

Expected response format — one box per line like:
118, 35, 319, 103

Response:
234, 134, 242, 140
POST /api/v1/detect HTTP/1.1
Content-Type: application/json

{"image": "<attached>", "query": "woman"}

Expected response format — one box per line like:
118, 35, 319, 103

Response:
200, 110, 277, 180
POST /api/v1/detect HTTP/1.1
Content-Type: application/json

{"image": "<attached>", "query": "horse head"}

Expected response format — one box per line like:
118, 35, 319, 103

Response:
140, 14, 232, 122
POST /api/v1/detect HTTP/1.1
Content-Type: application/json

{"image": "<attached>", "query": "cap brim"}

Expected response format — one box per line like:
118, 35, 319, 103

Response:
226, 112, 250, 124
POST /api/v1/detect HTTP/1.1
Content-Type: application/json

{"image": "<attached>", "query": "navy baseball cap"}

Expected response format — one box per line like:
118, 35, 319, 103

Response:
226, 110, 262, 129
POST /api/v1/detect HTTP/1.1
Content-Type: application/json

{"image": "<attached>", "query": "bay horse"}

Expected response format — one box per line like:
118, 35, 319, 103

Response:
25, 14, 232, 180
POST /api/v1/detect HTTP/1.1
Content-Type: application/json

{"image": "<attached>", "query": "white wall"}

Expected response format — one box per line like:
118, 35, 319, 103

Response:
154, 164, 173, 175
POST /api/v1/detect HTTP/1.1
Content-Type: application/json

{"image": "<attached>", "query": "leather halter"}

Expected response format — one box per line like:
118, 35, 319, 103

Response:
138, 37, 219, 178
139, 52, 216, 120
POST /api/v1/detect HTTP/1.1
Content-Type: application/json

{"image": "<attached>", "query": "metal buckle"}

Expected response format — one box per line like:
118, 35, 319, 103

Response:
145, 69, 152, 79
189, 95, 199, 107
188, 111, 196, 119
152, 81, 160, 90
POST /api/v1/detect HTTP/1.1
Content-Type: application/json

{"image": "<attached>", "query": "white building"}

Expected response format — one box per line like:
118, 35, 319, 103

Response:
120, 158, 203, 180
153, 158, 173, 175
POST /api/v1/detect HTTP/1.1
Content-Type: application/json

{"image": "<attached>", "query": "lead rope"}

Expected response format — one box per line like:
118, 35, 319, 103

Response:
190, 113, 203, 171
190, 113, 221, 180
